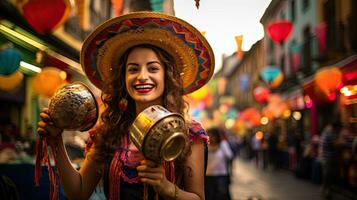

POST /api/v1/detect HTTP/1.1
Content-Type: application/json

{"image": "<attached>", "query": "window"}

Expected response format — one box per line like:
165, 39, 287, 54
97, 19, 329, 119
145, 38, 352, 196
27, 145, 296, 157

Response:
302, 0, 309, 12
290, 0, 296, 22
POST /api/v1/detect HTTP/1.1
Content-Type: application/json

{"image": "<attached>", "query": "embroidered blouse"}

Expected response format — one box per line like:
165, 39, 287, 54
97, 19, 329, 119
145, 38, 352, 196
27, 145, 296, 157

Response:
85, 120, 208, 200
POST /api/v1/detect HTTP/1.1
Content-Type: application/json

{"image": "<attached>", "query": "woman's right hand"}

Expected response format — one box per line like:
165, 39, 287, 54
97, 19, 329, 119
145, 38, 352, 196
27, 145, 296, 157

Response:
37, 108, 63, 146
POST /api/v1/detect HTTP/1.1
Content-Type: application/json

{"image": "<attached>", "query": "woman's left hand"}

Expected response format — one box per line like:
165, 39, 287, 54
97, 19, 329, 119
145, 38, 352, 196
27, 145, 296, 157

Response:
137, 159, 173, 196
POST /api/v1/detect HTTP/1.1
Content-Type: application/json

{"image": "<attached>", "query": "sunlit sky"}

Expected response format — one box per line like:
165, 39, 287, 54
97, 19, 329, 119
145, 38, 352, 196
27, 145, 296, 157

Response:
174, 0, 272, 73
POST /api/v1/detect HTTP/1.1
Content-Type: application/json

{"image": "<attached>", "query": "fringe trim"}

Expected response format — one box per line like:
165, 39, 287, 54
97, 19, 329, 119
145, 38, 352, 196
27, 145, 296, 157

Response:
34, 137, 58, 200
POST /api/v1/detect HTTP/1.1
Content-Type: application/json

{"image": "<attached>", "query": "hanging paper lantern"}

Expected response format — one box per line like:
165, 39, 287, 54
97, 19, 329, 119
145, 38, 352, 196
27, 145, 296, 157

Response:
262, 107, 274, 120
33, 67, 67, 97
238, 74, 250, 92
253, 86, 270, 104
0, 48, 22, 75
239, 107, 261, 126
22, 0, 71, 34
0, 71, 24, 91
267, 20, 293, 44
260, 66, 283, 85
315, 67, 342, 97
270, 72, 284, 88
315, 22, 327, 54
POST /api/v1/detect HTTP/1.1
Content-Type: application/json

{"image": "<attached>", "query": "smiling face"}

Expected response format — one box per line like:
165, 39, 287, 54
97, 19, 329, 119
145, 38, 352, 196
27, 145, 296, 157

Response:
125, 47, 165, 110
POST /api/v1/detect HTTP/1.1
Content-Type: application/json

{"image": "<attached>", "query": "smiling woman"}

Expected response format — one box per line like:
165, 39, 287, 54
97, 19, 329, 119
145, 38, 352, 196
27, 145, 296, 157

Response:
37, 11, 215, 200
125, 46, 166, 111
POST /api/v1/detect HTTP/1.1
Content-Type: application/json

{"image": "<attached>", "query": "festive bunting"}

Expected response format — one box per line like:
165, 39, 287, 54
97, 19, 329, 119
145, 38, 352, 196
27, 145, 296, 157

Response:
238, 74, 250, 92
289, 42, 301, 72
315, 22, 327, 54
235, 35, 243, 59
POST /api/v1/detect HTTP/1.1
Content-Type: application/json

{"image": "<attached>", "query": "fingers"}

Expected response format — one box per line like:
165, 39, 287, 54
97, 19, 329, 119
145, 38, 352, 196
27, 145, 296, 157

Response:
137, 159, 166, 185
37, 118, 62, 138
137, 160, 161, 172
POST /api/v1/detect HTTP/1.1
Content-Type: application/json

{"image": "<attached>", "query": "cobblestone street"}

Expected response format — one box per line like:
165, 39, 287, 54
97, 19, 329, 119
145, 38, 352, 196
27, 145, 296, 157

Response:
230, 158, 323, 200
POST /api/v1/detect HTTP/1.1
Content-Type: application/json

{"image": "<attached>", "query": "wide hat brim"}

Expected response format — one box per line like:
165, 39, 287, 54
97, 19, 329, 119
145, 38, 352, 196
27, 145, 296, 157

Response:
81, 11, 215, 94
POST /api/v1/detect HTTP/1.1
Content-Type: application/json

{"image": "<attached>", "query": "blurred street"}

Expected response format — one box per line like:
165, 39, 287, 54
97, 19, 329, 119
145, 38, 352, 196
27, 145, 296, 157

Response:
230, 157, 322, 200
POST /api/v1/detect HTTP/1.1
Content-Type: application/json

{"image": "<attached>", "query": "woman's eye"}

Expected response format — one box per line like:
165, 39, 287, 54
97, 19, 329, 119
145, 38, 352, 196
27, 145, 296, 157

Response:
149, 66, 159, 72
127, 66, 138, 72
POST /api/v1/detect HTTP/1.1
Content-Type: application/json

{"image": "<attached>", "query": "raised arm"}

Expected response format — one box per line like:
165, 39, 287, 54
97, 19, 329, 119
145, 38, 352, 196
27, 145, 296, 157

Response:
37, 108, 102, 200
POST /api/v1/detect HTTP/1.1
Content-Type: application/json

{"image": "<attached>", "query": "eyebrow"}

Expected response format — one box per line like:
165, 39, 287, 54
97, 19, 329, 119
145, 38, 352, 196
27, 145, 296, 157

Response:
126, 61, 162, 67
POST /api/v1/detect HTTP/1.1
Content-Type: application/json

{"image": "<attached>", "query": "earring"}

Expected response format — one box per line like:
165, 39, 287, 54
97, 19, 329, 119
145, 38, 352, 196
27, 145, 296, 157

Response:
118, 98, 128, 111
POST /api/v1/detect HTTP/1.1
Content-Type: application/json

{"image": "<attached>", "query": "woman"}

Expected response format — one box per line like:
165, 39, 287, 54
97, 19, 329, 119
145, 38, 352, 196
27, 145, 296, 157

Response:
37, 12, 214, 200
205, 127, 233, 200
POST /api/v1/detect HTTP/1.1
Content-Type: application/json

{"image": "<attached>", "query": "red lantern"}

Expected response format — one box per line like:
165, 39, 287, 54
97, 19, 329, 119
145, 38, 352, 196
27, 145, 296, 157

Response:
22, 0, 71, 34
267, 20, 293, 44
253, 86, 270, 104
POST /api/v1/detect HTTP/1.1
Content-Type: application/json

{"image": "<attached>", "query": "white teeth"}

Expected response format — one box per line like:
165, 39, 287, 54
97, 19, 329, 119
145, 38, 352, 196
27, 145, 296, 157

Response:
135, 85, 154, 89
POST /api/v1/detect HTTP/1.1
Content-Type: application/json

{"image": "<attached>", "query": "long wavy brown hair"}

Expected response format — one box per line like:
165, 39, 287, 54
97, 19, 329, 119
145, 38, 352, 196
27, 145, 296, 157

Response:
94, 44, 190, 166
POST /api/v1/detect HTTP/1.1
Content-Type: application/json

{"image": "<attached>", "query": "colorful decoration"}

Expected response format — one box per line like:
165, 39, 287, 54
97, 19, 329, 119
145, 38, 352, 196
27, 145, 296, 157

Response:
315, 22, 327, 54
289, 42, 301, 72
235, 35, 243, 59
238, 74, 250, 92
239, 107, 261, 127
218, 77, 227, 95
111, 0, 124, 16
315, 67, 342, 97
76, 0, 89, 30
270, 72, 284, 88
267, 20, 293, 44
188, 85, 210, 101
253, 86, 270, 104
33, 67, 67, 97
0, 71, 24, 91
260, 66, 284, 88
0, 48, 22, 75
150, 0, 164, 12
22, 0, 71, 34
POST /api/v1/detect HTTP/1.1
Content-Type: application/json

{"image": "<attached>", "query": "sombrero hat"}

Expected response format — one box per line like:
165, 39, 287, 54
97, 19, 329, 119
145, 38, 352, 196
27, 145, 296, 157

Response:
81, 11, 215, 94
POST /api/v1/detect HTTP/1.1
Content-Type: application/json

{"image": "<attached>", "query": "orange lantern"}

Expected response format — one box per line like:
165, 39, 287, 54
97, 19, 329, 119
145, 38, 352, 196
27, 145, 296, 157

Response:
33, 67, 67, 97
0, 71, 24, 91
315, 67, 342, 97
239, 107, 261, 126
262, 107, 274, 120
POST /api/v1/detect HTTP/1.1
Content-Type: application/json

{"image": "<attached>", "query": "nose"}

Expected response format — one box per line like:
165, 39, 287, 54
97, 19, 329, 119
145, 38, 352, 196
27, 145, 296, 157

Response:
138, 68, 149, 82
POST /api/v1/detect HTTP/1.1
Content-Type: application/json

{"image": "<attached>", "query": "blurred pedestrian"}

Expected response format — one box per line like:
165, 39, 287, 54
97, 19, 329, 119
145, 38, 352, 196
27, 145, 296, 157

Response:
319, 121, 343, 199
205, 127, 233, 200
